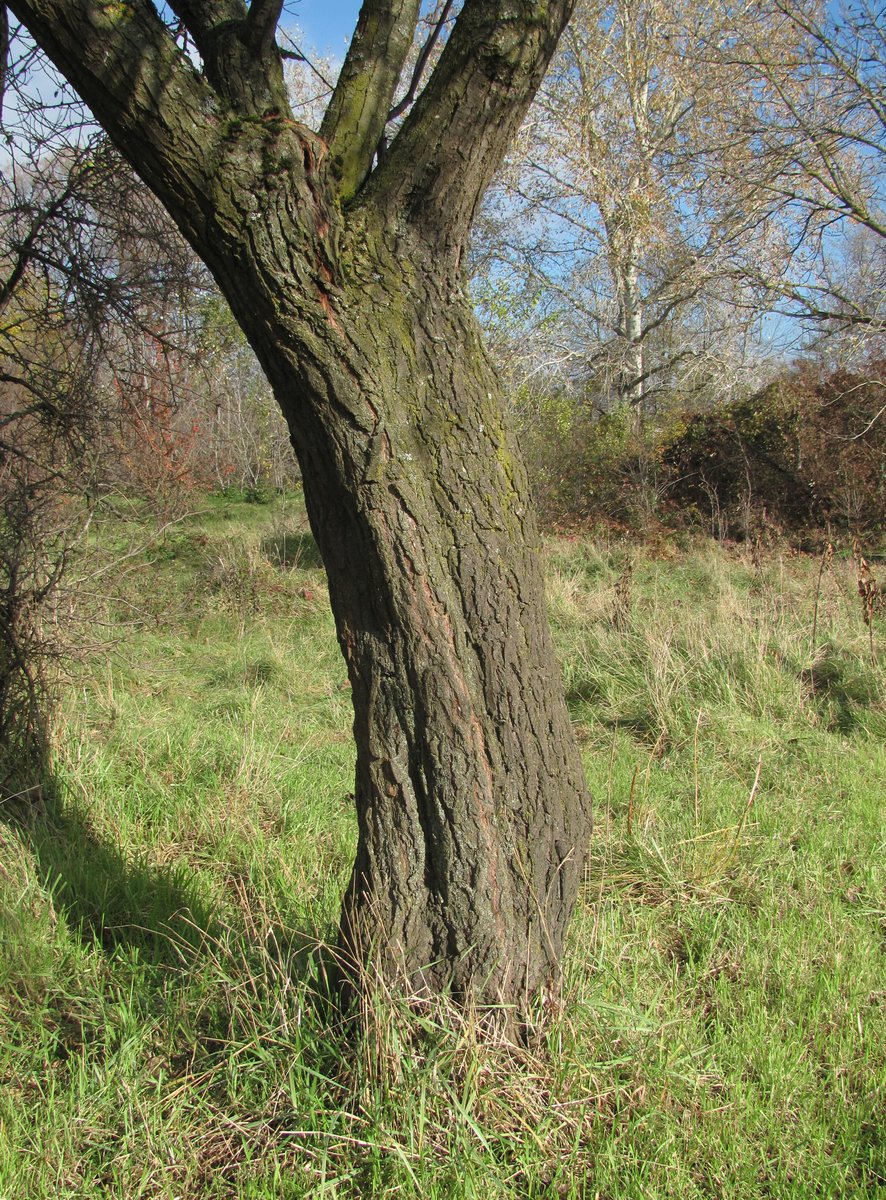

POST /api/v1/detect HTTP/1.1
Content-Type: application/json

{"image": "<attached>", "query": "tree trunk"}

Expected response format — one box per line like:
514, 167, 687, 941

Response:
621, 259, 645, 424
10, 0, 592, 1020
210, 202, 591, 1013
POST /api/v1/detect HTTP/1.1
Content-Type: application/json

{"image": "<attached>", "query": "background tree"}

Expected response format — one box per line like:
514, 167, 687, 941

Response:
478, 0, 885, 412
8, 0, 594, 1019
471, 0, 883, 529
707, 0, 885, 345
0, 27, 241, 800
476, 0, 787, 420
0, 132, 128, 804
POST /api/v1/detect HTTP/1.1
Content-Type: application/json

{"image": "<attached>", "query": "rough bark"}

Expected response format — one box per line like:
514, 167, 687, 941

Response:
208, 188, 590, 1011
323, 242, 587, 1009
11, 0, 593, 1018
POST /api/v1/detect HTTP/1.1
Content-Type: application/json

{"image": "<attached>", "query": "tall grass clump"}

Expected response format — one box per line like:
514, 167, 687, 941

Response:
1, 495, 884, 1197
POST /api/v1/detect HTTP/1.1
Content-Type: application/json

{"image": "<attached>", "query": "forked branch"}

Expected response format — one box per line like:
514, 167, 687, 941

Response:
243, 0, 283, 54
364, 0, 576, 255
162, 0, 243, 49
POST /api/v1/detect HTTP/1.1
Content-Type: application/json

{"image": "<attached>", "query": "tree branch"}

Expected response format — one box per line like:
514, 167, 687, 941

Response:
243, 0, 283, 56
319, 0, 421, 201
0, 6, 9, 122
8, 0, 227, 244
163, 0, 288, 113
162, 0, 243, 48
0, 176, 86, 312
387, 0, 456, 123
363, 0, 576, 257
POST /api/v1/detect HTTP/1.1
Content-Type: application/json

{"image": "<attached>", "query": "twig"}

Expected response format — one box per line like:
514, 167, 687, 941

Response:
810, 541, 833, 654
73, 509, 209, 584
693, 707, 704, 825
731, 757, 762, 856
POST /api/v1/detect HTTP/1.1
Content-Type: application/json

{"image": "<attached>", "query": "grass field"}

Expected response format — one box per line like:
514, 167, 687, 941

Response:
1, 492, 884, 1198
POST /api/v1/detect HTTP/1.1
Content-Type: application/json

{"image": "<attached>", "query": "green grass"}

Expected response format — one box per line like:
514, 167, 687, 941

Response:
1, 494, 884, 1198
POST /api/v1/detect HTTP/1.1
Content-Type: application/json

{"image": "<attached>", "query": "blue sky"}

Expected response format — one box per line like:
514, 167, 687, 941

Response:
285, 0, 360, 54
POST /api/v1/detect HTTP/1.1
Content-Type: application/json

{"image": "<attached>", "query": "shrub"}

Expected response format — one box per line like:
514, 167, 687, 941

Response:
663, 360, 885, 539
518, 394, 673, 531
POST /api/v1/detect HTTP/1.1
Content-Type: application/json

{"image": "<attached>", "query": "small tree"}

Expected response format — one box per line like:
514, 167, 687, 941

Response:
0, 44, 218, 799
0, 133, 103, 805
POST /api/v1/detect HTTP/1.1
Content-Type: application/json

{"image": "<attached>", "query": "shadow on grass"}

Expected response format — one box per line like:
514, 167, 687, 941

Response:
2, 787, 342, 1007
564, 677, 603, 706
800, 647, 882, 734
3, 790, 217, 970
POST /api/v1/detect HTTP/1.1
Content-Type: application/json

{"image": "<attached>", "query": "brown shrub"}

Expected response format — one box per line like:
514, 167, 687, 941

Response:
662, 360, 885, 539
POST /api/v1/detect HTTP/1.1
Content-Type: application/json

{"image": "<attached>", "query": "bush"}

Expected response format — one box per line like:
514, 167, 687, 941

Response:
664, 360, 886, 539
517, 359, 885, 540
519, 395, 673, 531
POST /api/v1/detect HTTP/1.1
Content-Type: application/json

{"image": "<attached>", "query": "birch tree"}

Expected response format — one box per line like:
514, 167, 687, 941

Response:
479, 0, 786, 417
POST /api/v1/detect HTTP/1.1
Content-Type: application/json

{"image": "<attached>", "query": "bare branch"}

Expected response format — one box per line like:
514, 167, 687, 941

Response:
0, 175, 88, 312
0, 5, 8, 122
7, 0, 225, 244
387, 0, 456, 123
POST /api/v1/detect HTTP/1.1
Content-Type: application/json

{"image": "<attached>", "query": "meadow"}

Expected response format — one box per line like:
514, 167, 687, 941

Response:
1, 492, 884, 1199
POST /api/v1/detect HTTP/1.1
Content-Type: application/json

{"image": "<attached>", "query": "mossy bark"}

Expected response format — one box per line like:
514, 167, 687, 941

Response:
201, 189, 592, 1011
11, 0, 592, 1018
